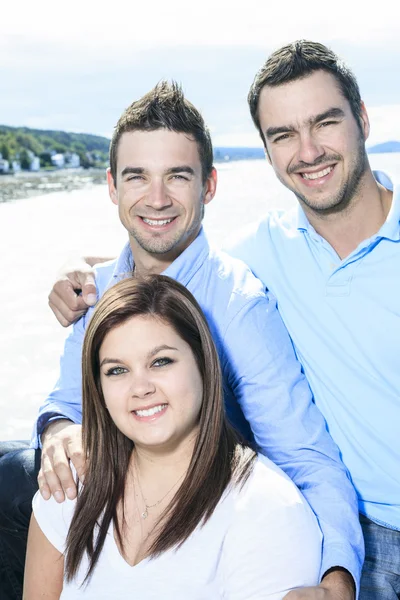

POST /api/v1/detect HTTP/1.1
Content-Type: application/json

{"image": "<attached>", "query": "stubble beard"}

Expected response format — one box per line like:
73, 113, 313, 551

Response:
282, 136, 369, 217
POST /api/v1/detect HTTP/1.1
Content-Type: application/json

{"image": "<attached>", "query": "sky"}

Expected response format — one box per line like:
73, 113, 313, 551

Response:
1, 0, 400, 147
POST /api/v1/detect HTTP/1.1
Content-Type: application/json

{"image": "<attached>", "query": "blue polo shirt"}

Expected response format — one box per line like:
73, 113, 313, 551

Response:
32, 228, 363, 586
226, 171, 400, 531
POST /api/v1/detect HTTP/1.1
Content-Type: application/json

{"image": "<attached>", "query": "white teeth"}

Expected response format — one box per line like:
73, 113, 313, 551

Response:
134, 404, 167, 417
143, 218, 173, 226
302, 166, 333, 180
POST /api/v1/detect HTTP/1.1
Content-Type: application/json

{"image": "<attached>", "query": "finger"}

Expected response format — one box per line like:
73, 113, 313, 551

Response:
37, 468, 51, 500
53, 280, 87, 311
51, 445, 78, 500
79, 272, 97, 306
48, 297, 85, 327
41, 453, 66, 503
66, 437, 86, 484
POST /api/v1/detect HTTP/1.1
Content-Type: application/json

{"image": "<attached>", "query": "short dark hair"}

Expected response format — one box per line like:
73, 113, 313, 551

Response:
248, 40, 363, 144
65, 275, 256, 583
109, 80, 213, 184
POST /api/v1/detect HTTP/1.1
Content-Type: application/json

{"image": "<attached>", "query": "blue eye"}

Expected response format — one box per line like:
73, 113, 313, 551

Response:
152, 357, 173, 368
105, 366, 127, 376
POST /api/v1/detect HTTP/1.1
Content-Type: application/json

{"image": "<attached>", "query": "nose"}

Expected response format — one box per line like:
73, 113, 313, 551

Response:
145, 179, 173, 210
297, 131, 325, 165
130, 373, 156, 399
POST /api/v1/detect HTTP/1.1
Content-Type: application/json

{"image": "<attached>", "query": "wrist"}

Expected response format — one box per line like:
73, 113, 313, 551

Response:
321, 567, 355, 599
41, 418, 74, 445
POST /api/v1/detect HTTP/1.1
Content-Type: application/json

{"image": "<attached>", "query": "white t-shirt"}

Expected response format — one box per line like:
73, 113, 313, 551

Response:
33, 454, 322, 599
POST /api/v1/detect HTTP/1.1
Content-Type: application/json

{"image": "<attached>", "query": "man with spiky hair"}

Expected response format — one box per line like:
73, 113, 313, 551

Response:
0, 81, 362, 599
226, 40, 399, 599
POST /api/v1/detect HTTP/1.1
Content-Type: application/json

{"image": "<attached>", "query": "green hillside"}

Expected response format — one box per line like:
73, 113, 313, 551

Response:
0, 125, 110, 169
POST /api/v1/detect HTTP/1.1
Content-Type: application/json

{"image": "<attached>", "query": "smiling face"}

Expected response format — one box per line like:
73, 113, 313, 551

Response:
108, 129, 216, 268
99, 314, 203, 453
258, 70, 370, 215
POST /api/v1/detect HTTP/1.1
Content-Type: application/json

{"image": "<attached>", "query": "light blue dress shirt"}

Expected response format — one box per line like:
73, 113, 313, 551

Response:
32, 228, 363, 587
226, 171, 399, 535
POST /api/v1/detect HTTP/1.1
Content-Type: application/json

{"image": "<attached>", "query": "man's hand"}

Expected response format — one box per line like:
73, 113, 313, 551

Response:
38, 420, 85, 503
283, 569, 355, 600
48, 257, 97, 327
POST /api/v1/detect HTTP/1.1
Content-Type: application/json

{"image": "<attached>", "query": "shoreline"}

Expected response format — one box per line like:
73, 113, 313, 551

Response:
0, 168, 107, 203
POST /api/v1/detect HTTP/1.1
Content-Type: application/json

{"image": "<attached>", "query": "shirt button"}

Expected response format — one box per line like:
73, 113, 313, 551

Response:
330, 263, 337, 270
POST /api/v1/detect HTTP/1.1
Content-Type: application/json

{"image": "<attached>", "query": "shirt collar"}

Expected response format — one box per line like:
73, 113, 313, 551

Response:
373, 170, 400, 242
111, 227, 210, 286
296, 170, 400, 242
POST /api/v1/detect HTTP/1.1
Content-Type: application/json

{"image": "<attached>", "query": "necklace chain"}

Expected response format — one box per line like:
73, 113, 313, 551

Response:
134, 461, 185, 520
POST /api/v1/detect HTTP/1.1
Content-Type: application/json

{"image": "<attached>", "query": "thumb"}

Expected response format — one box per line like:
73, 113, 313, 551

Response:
80, 272, 97, 306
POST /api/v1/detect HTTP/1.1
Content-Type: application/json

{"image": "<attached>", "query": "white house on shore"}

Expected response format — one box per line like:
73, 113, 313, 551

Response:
26, 151, 40, 172
51, 153, 65, 168
0, 158, 10, 174
64, 152, 80, 168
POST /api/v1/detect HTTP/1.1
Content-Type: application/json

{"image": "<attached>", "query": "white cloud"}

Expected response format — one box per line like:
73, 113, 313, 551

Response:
2, 0, 399, 47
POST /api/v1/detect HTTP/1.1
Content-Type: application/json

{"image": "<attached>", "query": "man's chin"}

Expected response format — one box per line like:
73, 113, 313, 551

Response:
131, 234, 180, 256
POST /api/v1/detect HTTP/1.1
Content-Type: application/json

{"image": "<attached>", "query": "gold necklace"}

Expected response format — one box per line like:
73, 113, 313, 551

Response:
134, 462, 185, 520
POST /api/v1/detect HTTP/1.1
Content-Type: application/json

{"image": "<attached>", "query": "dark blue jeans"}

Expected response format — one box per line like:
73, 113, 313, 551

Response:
360, 514, 400, 599
0, 442, 40, 600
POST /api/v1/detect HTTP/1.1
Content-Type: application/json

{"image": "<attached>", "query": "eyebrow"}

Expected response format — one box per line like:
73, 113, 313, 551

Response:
165, 166, 195, 177
99, 345, 178, 367
120, 166, 195, 178
147, 345, 178, 358
265, 107, 346, 139
120, 166, 145, 178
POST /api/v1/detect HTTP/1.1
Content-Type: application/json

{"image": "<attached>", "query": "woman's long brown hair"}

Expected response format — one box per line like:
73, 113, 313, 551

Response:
65, 275, 256, 582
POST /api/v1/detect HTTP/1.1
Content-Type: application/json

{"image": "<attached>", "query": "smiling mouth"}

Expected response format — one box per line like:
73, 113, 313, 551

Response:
133, 404, 168, 418
141, 217, 175, 227
300, 165, 335, 180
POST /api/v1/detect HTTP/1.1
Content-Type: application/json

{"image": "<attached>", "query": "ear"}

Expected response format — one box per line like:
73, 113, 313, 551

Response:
359, 101, 370, 141
107, 168, 118, 205
203, 167, 217, 206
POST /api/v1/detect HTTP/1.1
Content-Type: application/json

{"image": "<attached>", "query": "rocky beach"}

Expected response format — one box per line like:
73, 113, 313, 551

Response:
0, 168, 107, 203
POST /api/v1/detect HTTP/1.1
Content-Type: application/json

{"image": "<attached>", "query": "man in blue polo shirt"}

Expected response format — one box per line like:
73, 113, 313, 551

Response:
225, 40, 399, 599
0, 81, 360, 599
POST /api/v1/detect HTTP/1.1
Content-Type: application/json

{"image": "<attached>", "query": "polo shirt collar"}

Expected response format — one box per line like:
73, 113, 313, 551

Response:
111, 227, 210, 286
374, 170, 400, 242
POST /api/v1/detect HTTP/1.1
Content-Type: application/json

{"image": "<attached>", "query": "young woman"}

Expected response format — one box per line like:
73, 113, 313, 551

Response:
24, 275, 321, 599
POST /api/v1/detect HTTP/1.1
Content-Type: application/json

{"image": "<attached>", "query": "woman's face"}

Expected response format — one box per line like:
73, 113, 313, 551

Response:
99, 315, 203, 453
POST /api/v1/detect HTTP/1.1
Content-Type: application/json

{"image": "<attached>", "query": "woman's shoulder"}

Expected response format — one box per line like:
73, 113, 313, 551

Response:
32, 487, 78, 553
219, 459, 322, 597
233, 453, 311, 513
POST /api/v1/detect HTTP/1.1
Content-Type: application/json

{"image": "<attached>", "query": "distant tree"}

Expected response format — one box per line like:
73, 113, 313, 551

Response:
53, 144, 68, 154
39, 152, 53, 168
78, 152, 92, 169
20, 148, 31, 170
0, 142, 10, 161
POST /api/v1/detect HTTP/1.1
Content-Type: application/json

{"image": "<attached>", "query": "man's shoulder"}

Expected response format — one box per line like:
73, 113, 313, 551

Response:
205, 244, 267, 302
224, 207, 298, 254
221, 208, 298, 282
